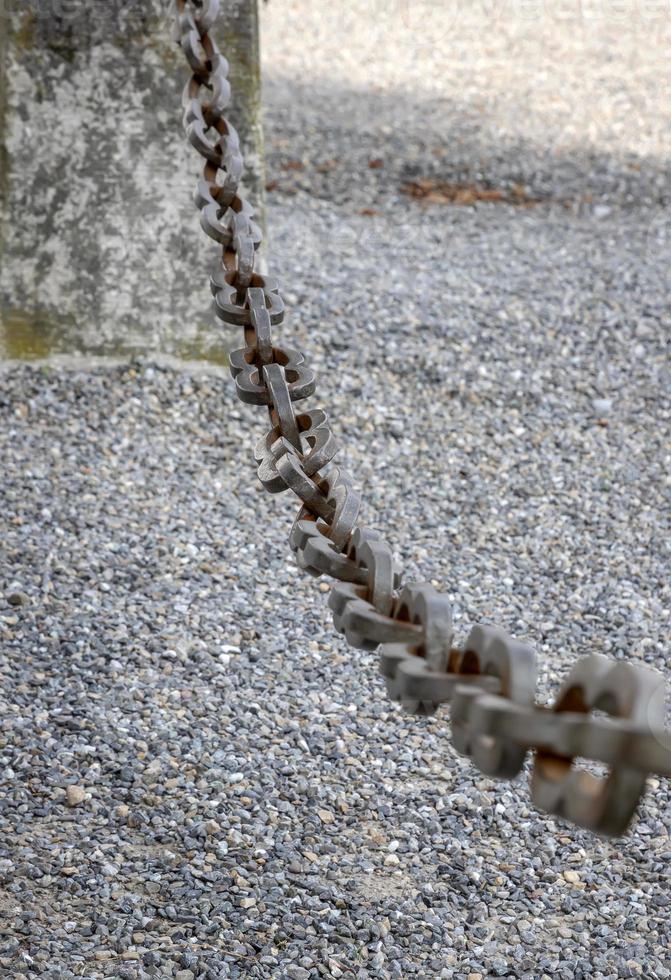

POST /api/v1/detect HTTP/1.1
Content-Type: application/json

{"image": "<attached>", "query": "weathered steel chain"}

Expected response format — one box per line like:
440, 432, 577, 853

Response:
171, 0, 671, 837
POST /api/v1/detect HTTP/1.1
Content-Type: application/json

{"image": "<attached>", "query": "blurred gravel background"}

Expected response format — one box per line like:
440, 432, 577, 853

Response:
1, 2, 670, 978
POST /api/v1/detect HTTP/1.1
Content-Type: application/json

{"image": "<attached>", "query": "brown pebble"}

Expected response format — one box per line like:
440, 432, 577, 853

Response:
66, 785, 86, 807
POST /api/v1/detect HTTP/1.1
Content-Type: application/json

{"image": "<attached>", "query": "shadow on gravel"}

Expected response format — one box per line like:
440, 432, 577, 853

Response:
263, 75, 671, 213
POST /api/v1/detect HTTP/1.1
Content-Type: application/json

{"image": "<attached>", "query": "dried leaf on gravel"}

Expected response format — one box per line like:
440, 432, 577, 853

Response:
402, 179, 539, 206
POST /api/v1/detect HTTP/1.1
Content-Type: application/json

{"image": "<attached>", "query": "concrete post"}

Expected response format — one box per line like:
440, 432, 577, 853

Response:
0, 0, 265, 363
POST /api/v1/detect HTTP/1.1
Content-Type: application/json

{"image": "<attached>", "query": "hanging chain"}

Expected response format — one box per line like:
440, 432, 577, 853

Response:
170, 0, 671, 837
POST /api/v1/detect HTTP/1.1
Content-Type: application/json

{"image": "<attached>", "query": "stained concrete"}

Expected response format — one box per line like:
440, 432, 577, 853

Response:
0, 0, 264, 361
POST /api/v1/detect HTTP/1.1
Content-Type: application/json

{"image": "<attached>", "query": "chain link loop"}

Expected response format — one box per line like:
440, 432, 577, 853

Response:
172, 1, 671, 836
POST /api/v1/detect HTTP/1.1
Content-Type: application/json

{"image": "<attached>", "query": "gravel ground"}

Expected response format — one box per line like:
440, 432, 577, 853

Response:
1, 2, 671, 978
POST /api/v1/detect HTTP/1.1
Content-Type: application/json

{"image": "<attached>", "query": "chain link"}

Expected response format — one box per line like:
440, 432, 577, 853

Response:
171, 0, 671, 836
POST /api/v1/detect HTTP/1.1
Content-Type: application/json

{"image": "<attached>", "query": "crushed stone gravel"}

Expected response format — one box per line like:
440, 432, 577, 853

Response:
1, 2, 670, 978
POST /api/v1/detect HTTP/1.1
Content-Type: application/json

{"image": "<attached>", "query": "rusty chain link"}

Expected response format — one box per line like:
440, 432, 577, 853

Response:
171, 0, 671, 836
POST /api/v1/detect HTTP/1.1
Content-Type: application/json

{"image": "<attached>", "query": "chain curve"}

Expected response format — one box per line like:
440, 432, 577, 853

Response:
170, 0, 671, 837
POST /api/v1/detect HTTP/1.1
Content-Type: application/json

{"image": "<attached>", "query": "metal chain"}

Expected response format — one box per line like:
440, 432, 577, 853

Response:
171, 0, 671, 837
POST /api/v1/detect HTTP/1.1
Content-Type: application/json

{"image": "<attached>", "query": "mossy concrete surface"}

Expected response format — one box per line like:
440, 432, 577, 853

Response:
0, 0, 264, 363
